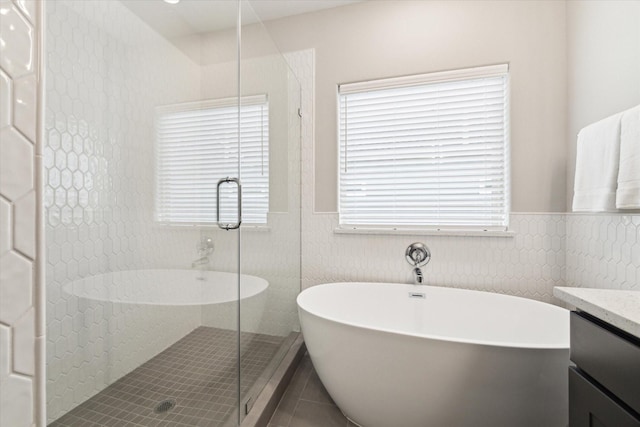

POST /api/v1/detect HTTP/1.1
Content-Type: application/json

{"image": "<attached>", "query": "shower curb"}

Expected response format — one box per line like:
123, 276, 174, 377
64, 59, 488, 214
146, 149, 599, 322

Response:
240, 334, 306, 427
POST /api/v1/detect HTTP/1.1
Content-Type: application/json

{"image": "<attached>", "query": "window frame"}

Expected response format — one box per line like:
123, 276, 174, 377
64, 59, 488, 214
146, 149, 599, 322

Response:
336, 64, 511, 234
154, 94, 270, 227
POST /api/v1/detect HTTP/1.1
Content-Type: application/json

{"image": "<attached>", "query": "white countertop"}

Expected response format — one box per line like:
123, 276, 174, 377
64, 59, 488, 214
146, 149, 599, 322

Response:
554, 287, 640, 338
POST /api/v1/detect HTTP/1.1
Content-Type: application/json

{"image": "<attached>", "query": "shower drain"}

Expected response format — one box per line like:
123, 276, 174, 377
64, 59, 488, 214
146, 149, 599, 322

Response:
154, 399, 176, 414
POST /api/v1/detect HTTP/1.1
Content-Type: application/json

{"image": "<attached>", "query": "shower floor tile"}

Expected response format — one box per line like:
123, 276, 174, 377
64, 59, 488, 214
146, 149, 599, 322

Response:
49, 327, 285, 427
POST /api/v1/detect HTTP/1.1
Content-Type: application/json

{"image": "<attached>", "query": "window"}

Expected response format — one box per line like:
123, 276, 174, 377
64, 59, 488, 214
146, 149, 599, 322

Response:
155, 95, 269, 225
338, 64, 510, 231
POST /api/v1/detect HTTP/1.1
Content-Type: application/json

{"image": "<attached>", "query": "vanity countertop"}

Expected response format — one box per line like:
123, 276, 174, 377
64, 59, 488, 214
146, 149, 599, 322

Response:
554, 287, 640, 338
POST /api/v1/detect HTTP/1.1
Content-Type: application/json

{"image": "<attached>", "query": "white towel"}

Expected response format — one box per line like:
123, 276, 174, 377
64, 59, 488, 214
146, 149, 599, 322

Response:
616, 105, 640, 209
572, 112, 623, 212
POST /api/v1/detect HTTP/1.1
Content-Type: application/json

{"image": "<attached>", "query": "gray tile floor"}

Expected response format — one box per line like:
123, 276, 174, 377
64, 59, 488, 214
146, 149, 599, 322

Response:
268, 355, 357, 427
49, 327, 284, 427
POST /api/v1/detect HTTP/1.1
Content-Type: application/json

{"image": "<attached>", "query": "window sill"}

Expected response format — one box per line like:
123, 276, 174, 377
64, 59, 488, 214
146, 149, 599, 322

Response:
153, 222, 271, 232
334, 226, 515, 238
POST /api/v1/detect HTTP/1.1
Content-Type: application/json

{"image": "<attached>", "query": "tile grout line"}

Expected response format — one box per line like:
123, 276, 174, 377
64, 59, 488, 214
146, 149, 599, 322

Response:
285, 380, 308, 427
285, 359, 315, 427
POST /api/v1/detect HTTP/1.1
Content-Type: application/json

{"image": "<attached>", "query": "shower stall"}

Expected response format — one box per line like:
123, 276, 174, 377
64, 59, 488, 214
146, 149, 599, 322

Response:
43, 1, 301, 425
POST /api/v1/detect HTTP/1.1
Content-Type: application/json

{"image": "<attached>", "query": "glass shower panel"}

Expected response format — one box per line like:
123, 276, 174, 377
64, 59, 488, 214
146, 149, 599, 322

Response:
236, 1, 302, 422
44, 1, 242, 425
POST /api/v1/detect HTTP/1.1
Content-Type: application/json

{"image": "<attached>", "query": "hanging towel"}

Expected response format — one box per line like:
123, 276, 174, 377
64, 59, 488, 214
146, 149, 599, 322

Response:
616, 105, 640, 208
572, 112, 623, 212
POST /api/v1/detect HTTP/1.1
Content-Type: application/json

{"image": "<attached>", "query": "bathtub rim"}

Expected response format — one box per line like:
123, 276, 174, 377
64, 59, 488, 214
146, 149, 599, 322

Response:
297, 281, 569, 350
62, 268, 269, 306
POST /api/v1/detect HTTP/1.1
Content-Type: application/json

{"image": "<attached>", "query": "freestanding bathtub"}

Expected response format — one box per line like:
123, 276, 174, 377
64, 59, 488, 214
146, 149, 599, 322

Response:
63, 269, 268, 305
62, 269, 270, 331
297, 282, 569, 427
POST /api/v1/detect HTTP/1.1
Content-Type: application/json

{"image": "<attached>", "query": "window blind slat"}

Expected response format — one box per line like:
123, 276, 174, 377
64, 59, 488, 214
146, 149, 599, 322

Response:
339, 66, 509, 229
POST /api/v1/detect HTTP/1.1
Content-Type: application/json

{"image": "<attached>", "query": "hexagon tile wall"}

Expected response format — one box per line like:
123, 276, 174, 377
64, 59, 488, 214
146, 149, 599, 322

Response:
0, 0, 44, 426
43, 0, 203, 422
566, 214, 640, 291
43, 0, 305, 422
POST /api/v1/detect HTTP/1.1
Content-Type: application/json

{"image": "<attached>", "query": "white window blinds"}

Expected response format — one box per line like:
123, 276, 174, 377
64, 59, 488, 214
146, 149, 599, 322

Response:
338, 64, 510, 230
155, 95, 269, 225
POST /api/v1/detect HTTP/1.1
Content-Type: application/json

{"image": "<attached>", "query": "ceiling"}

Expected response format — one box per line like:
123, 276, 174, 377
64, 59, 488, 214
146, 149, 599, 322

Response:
121, 0, 362, 39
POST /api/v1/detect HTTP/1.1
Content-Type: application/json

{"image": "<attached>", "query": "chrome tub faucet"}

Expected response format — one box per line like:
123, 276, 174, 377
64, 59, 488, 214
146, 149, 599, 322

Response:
405, 242, 431, 285
192, 236, 214, 268
413, 267, 424, 285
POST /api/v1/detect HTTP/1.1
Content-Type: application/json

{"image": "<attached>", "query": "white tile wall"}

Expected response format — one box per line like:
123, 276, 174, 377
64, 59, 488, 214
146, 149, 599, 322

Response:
0, 1, 41, 426
302, 212, 567, 304
43, 2, 304, 423
43, 0, 203, 422
566, 214, 640, 290
200, 214, 302, 336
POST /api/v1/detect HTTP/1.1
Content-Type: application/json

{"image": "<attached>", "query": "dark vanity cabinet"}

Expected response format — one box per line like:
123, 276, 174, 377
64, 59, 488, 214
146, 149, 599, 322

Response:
569, 311, 640, 427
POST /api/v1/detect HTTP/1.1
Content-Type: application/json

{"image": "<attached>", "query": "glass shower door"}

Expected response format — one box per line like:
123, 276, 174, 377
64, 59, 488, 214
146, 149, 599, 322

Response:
237, 1, 302, 423
44, 0, 244, 425
44, 1, 301, 425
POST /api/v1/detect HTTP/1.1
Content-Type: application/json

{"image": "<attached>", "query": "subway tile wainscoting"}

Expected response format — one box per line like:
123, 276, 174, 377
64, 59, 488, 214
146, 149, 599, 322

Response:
1, 3, 639, 427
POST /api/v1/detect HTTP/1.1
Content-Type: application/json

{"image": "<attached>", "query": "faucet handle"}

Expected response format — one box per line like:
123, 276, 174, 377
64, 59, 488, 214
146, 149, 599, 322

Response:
405, 242, 431, 267
197, 236, 214, 256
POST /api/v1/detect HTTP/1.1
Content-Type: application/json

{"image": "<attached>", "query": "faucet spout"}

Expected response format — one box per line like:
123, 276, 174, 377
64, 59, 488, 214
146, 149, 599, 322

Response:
191, 256, 210, 268
413, 267, 424, 285
192, 236, 214, 269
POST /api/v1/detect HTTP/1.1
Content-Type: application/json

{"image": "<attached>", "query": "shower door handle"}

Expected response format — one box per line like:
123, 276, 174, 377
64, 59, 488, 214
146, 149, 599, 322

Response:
216, 177, 242, 230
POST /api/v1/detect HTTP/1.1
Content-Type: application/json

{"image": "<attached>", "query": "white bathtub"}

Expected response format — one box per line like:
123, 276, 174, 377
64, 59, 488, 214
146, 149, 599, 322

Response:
297, 282, 569, 427
63, 269, 268, 305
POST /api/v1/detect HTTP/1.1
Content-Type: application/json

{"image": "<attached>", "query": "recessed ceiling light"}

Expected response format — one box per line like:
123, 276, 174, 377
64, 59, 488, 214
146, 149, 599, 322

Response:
164, 0, 180, 4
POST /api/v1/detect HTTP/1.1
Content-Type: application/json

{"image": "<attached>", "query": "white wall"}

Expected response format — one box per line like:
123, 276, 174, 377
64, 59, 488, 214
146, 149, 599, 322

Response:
262, 0, 568, 213
564, 0, 640, 291
566, 0, 640, 208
